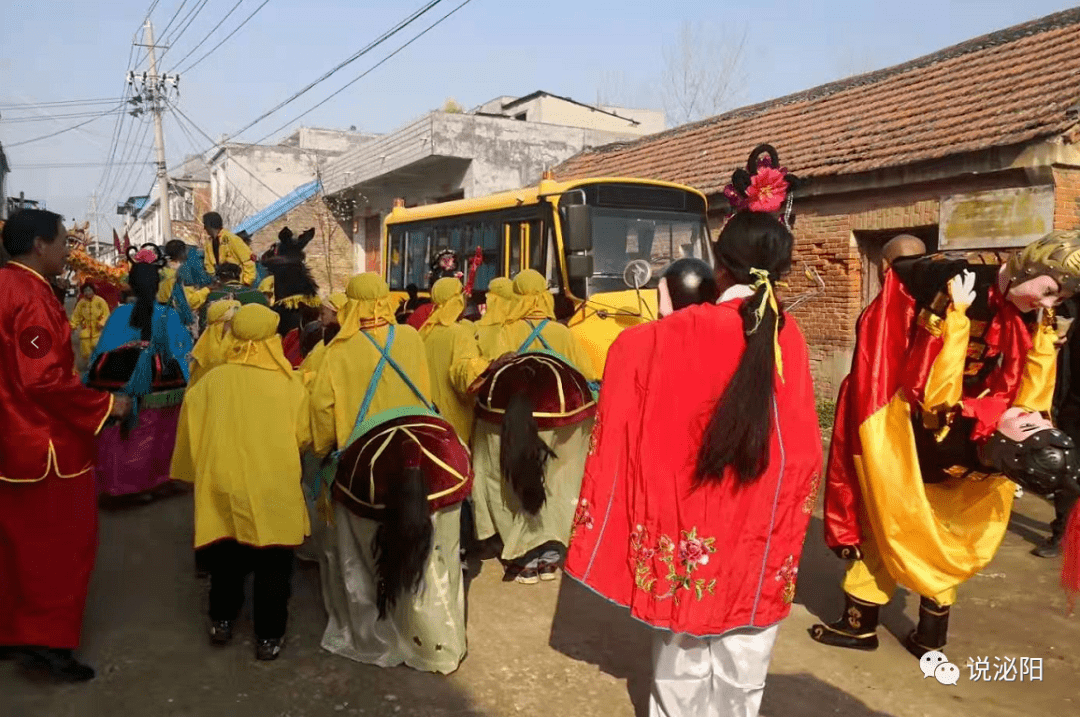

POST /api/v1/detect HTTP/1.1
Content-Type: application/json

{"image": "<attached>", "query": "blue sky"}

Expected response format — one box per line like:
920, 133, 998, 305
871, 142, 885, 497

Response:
2, 0, 1076, 230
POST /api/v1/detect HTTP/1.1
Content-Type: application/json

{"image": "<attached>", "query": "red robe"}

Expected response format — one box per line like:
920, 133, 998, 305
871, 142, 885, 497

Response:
824, 265, 1030, 550
564, 299, 822, 636
406, 302, 435, 331
0, 262, 113, 648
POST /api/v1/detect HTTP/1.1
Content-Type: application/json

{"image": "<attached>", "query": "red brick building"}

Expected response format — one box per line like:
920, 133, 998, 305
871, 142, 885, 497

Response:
555, 9, 1080, 397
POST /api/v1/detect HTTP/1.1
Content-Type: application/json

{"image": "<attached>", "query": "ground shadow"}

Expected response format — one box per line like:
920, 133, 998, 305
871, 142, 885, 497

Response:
548, 577, 654, 716
760, 673, 898, 717
795, 516, 915, 643
1006, 506, 1052, 547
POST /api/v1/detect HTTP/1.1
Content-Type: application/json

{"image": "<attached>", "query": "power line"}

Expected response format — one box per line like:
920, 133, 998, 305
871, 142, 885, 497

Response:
157, 0, 213, 63
17, 161, 154, 169
223, 0, 445, 142
1, 110, 129, 124
6, 106, 124, 147
178, 0, 271, 73
0, 98, 125, 110
165, 0, 245, 73
255, 0, 475, 144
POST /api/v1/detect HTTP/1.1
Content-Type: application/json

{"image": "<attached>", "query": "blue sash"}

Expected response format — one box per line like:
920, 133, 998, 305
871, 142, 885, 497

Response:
351, 325, 435, 436
518, 319, 553, 353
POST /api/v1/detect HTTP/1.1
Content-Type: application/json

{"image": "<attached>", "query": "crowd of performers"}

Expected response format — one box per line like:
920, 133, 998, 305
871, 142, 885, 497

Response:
2, 144, 1080, 717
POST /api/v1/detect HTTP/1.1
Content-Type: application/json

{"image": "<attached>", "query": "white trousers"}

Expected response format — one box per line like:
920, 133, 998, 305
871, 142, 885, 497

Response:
649, 625, 779, 717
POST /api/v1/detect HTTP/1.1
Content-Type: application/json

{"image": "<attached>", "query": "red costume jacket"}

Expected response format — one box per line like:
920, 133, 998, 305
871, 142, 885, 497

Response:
565, 299, 822, 636
824, 259, 1031, 549
0, 263, 113, 482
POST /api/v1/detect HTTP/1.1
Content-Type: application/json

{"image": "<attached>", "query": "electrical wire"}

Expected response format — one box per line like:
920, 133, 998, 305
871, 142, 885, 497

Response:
0, 98, 125, 110
255, 0, 475, 144
5, 106, 125, 147
178, 0, 271, 73
157, 0, 213, 63
165, 0, 245, 73
223, 0, 444, 142
1, 110, 129, 124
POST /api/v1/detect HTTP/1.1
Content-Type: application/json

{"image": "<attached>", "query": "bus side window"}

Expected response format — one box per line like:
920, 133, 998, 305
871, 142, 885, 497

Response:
528, 219, 547, 281
388, 230, 406, 289
508, 222, 524, 276
406, 228, 430, 288
472, 221, 500, 290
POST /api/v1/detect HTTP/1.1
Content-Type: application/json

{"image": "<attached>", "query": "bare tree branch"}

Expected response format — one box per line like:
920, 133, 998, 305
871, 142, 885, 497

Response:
661, 21, 747, 126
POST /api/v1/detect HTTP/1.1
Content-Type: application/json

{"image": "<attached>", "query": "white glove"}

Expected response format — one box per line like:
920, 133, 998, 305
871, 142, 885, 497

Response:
948, 270, 976, 311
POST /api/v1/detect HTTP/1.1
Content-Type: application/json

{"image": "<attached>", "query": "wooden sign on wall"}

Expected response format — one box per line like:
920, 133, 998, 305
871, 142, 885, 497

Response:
939, 186, 1055, 249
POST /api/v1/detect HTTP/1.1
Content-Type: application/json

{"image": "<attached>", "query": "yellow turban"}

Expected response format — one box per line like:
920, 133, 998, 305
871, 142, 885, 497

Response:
507, 269, 555, 322
332, 273, 397, 345
419, 277, 466, 337
226, 303, 294, 377
258, 275, 275, 296
478, 276, 516, 326
206, 299, 241, 324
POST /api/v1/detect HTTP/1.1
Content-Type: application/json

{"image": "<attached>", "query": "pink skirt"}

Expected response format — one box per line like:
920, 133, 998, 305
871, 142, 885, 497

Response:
95, 404, 181, 497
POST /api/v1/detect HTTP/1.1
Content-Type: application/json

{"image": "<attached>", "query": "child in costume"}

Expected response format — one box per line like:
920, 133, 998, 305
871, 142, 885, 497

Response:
70, 283, 110, 362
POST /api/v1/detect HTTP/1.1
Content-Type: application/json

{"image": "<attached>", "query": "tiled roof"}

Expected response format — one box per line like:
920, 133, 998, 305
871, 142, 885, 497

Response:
234, 179, 321, 236
555, 9, 1080, 195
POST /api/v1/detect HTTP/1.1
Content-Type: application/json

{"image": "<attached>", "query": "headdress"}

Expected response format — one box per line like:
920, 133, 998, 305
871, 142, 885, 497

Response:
507, 269, 555, 322
126, 243, 167, 267
722, 144, 806, 229
331, 273, 397, 346
478, 277, 516, 326
1003, 231, 1080, 296
420, 277, 467, 337
226, 303, 295, 378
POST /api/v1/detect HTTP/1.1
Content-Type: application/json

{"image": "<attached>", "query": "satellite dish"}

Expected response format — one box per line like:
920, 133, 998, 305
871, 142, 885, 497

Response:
623, 259, 652, 290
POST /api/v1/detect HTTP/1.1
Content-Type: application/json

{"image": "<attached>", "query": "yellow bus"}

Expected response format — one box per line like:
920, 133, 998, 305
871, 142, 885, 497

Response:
383, 175, 712, 374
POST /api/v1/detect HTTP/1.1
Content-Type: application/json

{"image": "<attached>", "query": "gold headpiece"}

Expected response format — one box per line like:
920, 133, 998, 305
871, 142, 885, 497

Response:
1005, 231, 1080, 296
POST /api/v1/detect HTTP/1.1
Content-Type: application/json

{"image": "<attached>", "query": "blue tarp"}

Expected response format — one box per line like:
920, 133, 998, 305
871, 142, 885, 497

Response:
233, 179, 322, 237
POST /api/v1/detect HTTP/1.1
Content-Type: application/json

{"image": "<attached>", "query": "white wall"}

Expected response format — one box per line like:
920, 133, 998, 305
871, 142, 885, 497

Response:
210, 145, 324, 227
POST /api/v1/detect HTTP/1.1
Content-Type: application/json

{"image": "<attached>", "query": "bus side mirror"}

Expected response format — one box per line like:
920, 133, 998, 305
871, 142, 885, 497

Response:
563, 205, 592, 252
566, 254, 593, 279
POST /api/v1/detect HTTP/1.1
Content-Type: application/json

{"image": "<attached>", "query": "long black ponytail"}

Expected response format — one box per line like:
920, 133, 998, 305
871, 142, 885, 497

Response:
372, 440, 433, 619
695, 211, 793, 485
127, 261, 161, 342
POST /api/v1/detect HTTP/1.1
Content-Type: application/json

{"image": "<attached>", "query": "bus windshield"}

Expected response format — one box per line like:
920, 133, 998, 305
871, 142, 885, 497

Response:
588, 208, 711, 280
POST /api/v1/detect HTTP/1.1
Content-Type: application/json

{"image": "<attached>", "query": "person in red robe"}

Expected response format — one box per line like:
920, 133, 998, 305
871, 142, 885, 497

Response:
565, 146, 822, 717
0, 210, 131, 682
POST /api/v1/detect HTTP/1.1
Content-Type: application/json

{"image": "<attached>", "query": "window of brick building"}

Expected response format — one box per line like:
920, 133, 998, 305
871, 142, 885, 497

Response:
854, 225, 938, 307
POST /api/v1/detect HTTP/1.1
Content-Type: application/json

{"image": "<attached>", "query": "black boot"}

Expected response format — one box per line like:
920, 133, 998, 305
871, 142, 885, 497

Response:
809, 593, 880, 651
904, 597, 950, 658
17, 647, 95, 682
1032, 534, 1062, 558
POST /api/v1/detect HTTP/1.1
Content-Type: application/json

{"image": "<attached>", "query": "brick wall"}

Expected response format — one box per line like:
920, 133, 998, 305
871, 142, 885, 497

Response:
1054, 166, 1080, 230
247, 196, 356, 295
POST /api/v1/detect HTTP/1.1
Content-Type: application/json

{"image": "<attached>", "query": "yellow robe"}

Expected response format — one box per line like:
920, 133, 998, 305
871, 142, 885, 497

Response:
158, 266, 210, 314
504, 317, 598, 381
203, 229, 256, 286
70, 295, 110, 361
171, 361, 312, 548
310, 324, 433, 456
422, 320, 487, 445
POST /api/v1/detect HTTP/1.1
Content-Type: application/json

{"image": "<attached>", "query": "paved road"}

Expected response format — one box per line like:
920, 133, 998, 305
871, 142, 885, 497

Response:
3, 489, 1076, 717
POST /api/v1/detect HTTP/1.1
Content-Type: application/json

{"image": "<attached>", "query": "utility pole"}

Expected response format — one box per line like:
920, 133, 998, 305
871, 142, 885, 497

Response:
132, 21, 177, 245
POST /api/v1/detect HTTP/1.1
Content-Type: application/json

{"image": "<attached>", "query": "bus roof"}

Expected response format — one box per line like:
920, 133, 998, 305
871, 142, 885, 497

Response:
385, 176, 709, 225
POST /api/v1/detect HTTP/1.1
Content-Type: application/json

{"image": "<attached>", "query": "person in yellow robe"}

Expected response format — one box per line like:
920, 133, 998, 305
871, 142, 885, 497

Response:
419, 278, 487, 445
171, 303, 311, 661
187, 299, 240, 386
70, 283, 110, 362
309, 273, 465, 675
475, 276, 517, 359
470, 269, 597, 583
202, 212, 256, 286
160, 240, 210, 320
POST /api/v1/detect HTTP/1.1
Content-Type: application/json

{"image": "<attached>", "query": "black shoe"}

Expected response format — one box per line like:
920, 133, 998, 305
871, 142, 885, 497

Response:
209, 620, 233, 646
1032, 537, 1062, 558
809, 593, 880, 651
255, 637, 283, 661
904, 597, 949, 659
17, 647, 95, 682
0, 646, 18, 660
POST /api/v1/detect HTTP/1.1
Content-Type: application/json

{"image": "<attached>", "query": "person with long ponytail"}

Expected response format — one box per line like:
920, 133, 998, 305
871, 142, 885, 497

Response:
87, 244, 193, 499
564, 146, 822, 717
309, 273, 466, 675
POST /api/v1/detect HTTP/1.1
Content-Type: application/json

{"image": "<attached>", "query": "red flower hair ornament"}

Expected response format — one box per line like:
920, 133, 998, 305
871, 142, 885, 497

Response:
723, 144, 806, 228
125, 243, 167, 267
